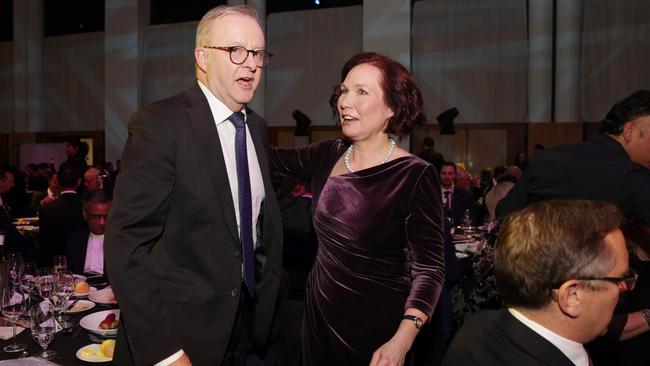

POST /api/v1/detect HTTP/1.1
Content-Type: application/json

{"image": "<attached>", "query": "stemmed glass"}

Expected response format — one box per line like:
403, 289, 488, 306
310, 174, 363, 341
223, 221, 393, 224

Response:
6, 253, 23, 288
52, 272, 76, 328
1, 287, 27, 352
53, 255, 67, 275
21, 262, 38, 314
29, 303, 57, 360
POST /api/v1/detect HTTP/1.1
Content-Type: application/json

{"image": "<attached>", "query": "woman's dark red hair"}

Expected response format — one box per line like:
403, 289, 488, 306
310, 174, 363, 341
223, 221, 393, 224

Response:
330, 52, 426, 137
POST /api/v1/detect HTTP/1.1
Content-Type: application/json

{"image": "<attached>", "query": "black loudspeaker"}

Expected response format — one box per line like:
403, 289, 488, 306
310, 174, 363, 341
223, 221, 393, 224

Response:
437, 108, 459, 135
292, 109, 312, 136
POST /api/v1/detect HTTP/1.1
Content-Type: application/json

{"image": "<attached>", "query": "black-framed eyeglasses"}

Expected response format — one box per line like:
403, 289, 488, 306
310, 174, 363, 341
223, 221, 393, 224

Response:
576, 268, 638, 292
203, 46, 273, 68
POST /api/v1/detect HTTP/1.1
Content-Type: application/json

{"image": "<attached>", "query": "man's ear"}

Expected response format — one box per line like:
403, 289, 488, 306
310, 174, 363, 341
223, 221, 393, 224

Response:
556, 280, 583, 318
622, 121, 635, 142
195, 47, 208, 73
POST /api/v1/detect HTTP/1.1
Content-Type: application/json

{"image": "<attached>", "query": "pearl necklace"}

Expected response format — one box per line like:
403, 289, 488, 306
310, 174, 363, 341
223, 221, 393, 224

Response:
344, 137, 396, 173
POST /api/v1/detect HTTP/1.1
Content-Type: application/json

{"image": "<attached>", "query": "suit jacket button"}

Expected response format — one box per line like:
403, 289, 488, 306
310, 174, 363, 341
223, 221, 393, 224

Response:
233, 250, 240, 257
231, 288, 238, 297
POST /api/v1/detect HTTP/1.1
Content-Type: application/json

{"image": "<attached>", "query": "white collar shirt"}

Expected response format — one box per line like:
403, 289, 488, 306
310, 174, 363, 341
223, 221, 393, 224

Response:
441, 185, 454, 207
197, 80, 264, 247
83, 232, 104, 274
508, 308, 589, 366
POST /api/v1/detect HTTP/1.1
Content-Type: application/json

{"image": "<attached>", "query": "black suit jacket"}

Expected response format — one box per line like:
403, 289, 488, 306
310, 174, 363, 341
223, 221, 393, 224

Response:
38, 192, 85, 264
450, 187, 473, 225
66, 227, 90, 275
442, 309, 575, 366
105, 84, 283, 365
496, 133, 650, 225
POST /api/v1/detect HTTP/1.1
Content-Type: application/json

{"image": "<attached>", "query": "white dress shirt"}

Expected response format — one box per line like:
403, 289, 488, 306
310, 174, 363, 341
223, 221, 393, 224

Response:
198, 80, 265, 247
83, 233, 104, 274
509, 308, 590, 366
155, 81, 267, 366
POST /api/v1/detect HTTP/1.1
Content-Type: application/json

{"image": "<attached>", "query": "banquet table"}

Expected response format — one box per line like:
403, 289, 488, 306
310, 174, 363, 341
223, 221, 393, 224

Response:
0, 279, 118, 365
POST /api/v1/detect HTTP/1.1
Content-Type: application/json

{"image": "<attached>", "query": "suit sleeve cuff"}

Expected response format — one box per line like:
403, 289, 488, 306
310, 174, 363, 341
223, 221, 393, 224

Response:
154, 350, 184, 366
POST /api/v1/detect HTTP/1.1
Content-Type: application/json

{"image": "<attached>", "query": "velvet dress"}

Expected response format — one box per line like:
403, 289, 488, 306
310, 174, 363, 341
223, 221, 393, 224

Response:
273, 139, 445, 365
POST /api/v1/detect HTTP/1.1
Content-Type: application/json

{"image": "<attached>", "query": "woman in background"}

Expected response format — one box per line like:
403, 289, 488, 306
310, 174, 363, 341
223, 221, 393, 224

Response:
273, 52, 444, 366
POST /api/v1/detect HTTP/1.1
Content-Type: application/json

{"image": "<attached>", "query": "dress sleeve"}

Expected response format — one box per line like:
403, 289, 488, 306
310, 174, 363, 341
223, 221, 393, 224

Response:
404, 164, 445, 318
270, 139, 343, 183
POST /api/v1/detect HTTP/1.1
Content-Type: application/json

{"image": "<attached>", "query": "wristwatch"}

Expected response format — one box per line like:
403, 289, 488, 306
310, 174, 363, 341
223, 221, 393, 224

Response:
403, 315, 423, 329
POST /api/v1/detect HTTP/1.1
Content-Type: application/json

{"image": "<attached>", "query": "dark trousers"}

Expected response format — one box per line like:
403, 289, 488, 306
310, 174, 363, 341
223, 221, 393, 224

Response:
222, 288, 281, 366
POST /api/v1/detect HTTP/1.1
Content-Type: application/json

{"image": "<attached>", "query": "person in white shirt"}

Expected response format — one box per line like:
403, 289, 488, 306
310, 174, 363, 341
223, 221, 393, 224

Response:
442, 199, 633, 366
66, 189, 111, 275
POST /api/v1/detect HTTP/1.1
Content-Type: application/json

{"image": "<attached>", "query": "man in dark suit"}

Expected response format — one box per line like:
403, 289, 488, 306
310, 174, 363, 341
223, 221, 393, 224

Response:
497, 90, 650, 226
38, 165, 84, 266
66, 189, 111, 275
105, 5, 283, 366
0, 166, 27, 254
443, 200, 631, 365
439, 161, 473, 225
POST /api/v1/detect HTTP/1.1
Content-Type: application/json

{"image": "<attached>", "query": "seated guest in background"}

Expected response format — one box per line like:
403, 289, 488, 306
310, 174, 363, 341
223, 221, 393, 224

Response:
83, 167, 104, 192
440, 161, 473, 225
66, 189, 111, 275
532, 143, 545, 158
484, 165, 522, 222
497, 90, 650, 226
454, 164, 471, 192
31, 172, 59, 214
443, 200, 630, 366
0, 165, 27, 254
38, 165, 85, 265
513, 151, 528, 171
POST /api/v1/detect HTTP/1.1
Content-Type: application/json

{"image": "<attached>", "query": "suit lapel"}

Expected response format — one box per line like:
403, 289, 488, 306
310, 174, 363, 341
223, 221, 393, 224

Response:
184, 85, 239, 244
499, 310, 575, 366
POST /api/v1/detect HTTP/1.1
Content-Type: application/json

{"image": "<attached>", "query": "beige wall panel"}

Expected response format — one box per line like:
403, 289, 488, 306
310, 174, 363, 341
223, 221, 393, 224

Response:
528, 122, 582, 153
467, 129, 508, 171
311, 129, 344, 143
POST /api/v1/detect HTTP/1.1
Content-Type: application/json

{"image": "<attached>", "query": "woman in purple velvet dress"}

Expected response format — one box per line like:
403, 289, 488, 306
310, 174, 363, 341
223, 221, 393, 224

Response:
273, 52, 444, 366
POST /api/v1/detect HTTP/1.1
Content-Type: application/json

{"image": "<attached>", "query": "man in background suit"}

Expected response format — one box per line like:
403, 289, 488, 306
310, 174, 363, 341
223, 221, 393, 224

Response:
38, 165, 84, 266
439, 161, 473, 225
105, 5, 283, 366
66, 189, 111, 275
497, 90, 650, 226
0, 166, 26, 254
443, 200, 631, 365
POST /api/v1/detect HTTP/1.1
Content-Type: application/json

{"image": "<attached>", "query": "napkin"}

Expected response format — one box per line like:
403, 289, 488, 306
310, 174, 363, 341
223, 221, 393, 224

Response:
0, 357, 60, 365
0, 326, 25, 340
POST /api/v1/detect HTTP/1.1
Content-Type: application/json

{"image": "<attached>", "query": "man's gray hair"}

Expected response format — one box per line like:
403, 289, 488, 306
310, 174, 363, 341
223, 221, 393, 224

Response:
195, 5, 261, 48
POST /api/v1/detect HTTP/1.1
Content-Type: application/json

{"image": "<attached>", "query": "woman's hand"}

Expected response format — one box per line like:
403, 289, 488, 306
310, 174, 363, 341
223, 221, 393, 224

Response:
369, 337, 409, 366
369, 309, 428, 366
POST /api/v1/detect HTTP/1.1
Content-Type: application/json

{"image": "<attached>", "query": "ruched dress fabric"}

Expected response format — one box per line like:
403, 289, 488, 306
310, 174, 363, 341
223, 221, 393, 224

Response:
272, 139, 445, 366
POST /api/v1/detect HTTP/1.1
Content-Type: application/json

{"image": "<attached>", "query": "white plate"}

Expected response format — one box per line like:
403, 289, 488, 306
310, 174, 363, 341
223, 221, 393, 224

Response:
75, 286, 97, 298
64, 299, 96, 314
80, 310, 119, 337
89, 287, 117, 305
76, 343, 112, 363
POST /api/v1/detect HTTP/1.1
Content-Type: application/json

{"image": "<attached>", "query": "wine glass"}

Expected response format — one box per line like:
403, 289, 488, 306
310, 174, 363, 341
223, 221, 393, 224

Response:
21, 262, 37, 314
53, 255, 67, 275
1, 287, 27, 352
6, 253, 23, 288
29, 303, 56, 360
53, 272, 75, 328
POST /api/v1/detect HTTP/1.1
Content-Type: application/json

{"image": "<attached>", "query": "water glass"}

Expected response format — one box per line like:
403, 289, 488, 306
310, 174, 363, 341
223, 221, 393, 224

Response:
53, 255, 67, 275
29, 303, 56, 360
53, 272, 75, 328
1, 287, 26, 352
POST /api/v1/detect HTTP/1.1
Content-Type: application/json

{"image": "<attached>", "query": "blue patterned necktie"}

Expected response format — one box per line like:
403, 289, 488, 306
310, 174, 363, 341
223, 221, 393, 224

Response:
229, 112, 256, 297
